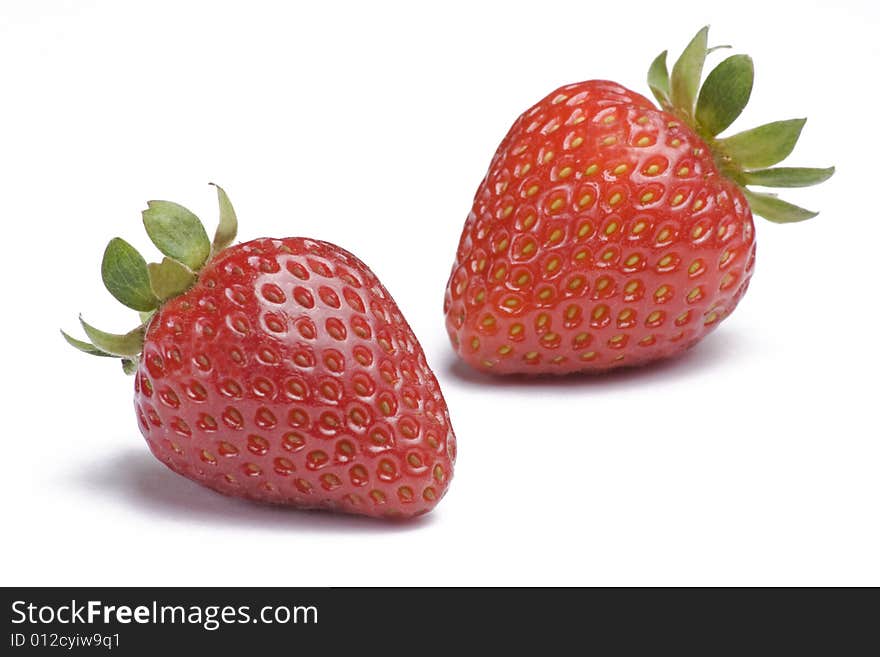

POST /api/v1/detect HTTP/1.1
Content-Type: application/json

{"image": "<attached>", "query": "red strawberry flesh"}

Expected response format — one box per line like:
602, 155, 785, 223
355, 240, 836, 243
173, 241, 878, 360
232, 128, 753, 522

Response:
444, 81, 756, 374
136, 237, 456, 518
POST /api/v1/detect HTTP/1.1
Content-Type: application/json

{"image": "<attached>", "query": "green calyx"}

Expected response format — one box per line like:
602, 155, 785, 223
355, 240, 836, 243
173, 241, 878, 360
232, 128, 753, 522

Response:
62, 184, 239, 374
647, 26, 833, 223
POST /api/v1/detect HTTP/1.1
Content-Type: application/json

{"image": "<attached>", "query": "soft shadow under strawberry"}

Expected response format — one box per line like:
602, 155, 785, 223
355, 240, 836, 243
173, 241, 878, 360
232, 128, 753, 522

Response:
70, 449, 438, 533
443, 327, 750, 390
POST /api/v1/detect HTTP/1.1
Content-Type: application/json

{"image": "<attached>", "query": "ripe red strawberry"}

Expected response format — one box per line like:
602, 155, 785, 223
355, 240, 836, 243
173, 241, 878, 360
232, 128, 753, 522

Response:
444, 27, 833, 374
64, 186, 455, 518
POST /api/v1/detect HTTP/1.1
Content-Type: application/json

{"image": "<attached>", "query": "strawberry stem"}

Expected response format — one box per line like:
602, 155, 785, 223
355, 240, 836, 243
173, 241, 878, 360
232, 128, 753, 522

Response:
646, 27, 833, 223
63, 185, 240, 372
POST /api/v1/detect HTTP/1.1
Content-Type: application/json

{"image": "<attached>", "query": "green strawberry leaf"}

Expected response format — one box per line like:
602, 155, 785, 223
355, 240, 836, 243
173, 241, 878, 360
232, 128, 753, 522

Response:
121, 358, 138, 375
647, 50, 671, 109
101, 238, 159, 312
742, 166, 835, 188
743, 189, 818, 223
60, 330, 115, 357
142, 200, 211, 271
211, 183, 238, 252
695, 54, 754, 137
79, 317, 146, 357
670, 26, 709, 120
148, 257, 197, 300
717, 119, 806, 169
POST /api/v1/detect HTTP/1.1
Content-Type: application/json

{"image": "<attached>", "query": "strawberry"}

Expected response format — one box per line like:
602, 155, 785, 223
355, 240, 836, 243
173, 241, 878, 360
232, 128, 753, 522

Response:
63, 186, 455, 518
444, 27, 833, 374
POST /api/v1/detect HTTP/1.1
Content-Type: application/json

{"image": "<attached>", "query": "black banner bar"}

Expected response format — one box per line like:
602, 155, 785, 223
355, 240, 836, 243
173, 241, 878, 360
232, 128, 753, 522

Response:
2, 587, 875, 652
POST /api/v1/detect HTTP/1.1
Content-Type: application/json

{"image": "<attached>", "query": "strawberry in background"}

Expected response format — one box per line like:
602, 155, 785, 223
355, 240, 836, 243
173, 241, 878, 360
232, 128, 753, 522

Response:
64, 186, 456, 518
444, 27, 833, 375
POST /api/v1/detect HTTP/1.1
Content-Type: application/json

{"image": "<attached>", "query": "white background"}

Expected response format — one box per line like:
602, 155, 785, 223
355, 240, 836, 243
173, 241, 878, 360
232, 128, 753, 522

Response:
1, 0, 877, 586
